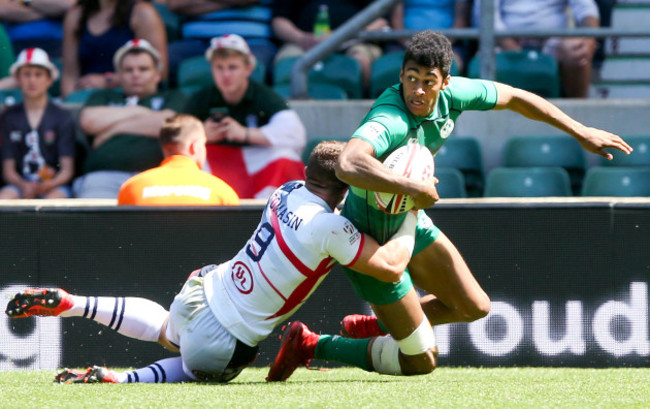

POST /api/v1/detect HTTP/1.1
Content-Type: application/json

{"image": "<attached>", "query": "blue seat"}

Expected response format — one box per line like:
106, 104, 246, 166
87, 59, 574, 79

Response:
581, 166, 650, 197
274, 54, 363, 99
435, 167, 467, 198
484, 167, 572, 197
182, 4, 272, 38
503, 135, 586, 195
600, 135, 650, 167
273, 83, 347, 101
177, 55, 266, 88
180, 3, 277, 71
435, 137, 484, 197
468, 50, 560, 98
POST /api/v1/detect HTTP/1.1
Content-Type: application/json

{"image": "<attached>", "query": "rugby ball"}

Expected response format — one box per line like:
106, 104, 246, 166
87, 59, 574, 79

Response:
374, 142, 435, 214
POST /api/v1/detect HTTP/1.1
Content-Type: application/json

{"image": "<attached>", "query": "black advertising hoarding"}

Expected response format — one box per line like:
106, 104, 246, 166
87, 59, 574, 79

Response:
1, 202, 648, 370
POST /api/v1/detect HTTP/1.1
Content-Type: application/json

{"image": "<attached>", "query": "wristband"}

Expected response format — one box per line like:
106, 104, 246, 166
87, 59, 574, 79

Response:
245, 128, 250, 144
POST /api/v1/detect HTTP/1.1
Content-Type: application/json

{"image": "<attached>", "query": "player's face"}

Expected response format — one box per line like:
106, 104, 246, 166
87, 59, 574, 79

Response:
210, 55, 253, 102
16, 66, 53, 99
399, 61, 449, 118
118, 53, 161, 98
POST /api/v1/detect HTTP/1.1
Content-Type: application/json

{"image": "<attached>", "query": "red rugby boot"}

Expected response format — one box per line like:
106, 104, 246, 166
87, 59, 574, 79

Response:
340, 314, 387, 338
266, 321, 319, 382
55, 366, 120, 384
5, 288, 74, 318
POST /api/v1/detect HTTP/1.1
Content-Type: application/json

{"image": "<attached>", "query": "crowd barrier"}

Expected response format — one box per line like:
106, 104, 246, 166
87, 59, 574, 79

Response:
1, 198, 648, 371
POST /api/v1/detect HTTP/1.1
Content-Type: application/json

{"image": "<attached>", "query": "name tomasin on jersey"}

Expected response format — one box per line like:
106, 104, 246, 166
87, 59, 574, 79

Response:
268, 193, 303, 231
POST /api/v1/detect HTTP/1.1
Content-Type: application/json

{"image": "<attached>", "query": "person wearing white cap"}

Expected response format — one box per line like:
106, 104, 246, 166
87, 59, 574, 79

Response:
0, 48, 76, 199
72, 39, 186, 199
182, 34, 307, 199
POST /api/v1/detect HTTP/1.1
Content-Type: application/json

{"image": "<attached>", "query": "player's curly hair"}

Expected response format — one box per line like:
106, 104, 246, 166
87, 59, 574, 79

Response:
306, 141, 348, 191
404, 30, 454, 78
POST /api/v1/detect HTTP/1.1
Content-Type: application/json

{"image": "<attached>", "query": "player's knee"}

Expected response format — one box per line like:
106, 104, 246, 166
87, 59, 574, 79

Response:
397, 316, 437, 375
459, 294, 491, 322
401, 347, 437, 375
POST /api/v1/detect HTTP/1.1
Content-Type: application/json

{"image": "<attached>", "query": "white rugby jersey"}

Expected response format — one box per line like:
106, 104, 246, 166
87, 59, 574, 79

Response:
203, 181, 364, 346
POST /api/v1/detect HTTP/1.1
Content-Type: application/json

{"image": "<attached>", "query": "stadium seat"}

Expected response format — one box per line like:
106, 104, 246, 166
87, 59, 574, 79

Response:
177, 55, 266, 88
600, 135, 650, 167
273, 54, 363, 99
434, 137, 484, 197
0, 89, 23, 107
503, 135, 587, 195
302, 136, 349, 164
63, 88, 99, 104
369, 51, 460, 99
273, 83, 347, 100
181, 5, 272, 40
0, 25, 14, 78
484, 167, 572, 197
581, 166, 650, 197
180, 4, 277, 70
435, 167, 467, 198
468, 50, 560, 98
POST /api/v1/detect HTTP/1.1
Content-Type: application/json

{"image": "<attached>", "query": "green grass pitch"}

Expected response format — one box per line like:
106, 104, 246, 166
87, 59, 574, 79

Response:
1, 367, 649, 408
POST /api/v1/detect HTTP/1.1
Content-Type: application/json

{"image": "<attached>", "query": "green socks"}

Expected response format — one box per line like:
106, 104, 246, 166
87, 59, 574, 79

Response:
314, 335, 371, 371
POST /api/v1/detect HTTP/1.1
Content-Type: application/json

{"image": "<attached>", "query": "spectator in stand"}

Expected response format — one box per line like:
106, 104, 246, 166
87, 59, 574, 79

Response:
271, 0, 388, 92
73, 38, 186, 198
473, 0, 600, 98
182, 34, 306, 199
390, 0, 471, 73
166, 0, 272, 87
0, 0, 75, 59
61, 0, 167, 98
117, 114, 240, 206
0, 48, 75, 199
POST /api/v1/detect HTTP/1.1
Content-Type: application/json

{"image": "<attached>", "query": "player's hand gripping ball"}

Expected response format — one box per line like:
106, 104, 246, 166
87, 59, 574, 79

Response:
374, 142, 435, 214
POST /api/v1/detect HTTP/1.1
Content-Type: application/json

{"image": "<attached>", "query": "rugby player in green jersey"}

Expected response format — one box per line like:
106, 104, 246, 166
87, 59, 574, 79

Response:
267, 30, 633, 381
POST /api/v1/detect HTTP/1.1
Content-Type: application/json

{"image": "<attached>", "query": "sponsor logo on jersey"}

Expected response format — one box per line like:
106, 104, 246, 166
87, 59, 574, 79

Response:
358, 121, 387, 141
440, 119, 454, 139
231, 261, 253, 294
142, 185, 211, 200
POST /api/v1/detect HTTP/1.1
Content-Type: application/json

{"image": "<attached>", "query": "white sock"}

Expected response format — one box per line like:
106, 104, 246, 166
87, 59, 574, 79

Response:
117, 357, 195, 383
60, 295, 168, 342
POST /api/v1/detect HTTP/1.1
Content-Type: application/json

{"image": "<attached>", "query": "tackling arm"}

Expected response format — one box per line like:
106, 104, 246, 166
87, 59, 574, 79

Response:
347, 212, 417, 283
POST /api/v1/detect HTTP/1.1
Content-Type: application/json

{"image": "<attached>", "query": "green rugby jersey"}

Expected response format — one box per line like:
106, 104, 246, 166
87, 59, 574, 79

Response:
342, 76, 498, 243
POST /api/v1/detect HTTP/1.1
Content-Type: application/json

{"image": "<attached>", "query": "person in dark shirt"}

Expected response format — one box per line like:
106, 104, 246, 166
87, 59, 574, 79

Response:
0, 48, 75, 199
272, 0, 388, 91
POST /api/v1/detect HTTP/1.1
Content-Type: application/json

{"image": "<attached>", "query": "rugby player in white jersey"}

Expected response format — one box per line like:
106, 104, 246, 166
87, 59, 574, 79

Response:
5, 141, 425, 384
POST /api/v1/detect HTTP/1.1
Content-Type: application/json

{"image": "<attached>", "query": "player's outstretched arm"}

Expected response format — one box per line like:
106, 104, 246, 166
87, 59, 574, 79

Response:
336, 138, 438, 208
347, 212, 417, 283
492, 82, 633, 160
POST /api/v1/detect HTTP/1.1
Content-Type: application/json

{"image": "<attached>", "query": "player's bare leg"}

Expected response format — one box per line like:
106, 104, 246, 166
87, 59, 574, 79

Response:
408, 231, 491, 325
369, 288, 437, 375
